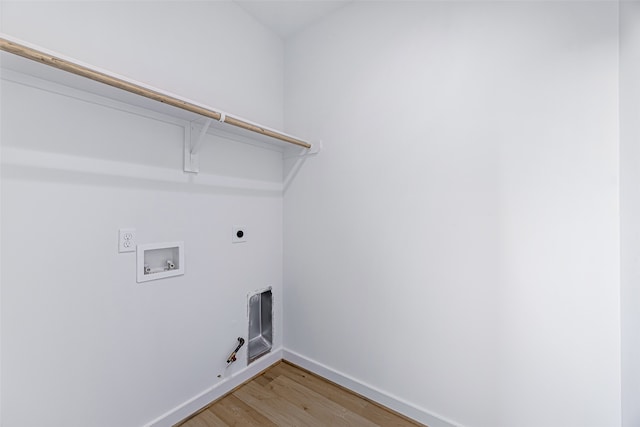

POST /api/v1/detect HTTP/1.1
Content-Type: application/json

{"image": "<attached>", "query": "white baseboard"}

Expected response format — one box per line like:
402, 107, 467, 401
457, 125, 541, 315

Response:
143, 347, 459, 427
282, 348, 460, 427
144, 348, 283, 427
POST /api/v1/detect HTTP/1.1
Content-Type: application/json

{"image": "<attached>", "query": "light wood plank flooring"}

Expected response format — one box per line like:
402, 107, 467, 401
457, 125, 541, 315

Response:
176, 361, 426, 426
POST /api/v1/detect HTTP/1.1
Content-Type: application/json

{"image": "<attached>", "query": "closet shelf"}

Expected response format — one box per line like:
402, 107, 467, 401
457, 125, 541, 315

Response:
0, 34, 313, 172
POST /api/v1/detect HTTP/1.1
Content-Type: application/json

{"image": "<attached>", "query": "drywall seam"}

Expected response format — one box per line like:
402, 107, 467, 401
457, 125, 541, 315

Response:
282, 348, 460, 427
144, 348, 283, 427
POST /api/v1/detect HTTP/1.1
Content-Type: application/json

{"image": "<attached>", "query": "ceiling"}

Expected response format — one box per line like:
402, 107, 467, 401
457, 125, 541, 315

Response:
234, 0, 353, 38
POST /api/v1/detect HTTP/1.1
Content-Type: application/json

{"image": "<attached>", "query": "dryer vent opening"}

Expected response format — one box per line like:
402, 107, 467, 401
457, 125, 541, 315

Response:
248, 288, 273, 363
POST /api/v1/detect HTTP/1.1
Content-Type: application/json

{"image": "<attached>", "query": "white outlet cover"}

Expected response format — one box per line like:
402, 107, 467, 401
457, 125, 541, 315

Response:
233, 226, 247, 243
119, 228, 136, 253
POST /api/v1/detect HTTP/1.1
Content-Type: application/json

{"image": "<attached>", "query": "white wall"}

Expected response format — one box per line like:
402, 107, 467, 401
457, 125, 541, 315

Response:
620, 2, 640, 426
1, 2, 285, 426
0, 2, 626, 427
284, 2, 620, 426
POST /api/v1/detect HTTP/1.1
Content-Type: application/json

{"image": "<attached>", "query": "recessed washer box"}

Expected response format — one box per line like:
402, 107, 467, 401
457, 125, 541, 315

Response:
137, 241, 184, 283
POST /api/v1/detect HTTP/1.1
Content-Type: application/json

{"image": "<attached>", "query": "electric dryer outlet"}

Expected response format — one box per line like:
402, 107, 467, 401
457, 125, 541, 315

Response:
233, 226, 247, 243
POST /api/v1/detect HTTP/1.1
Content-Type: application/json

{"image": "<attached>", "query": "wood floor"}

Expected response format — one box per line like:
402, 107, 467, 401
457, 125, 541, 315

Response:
176, 361, 426, 427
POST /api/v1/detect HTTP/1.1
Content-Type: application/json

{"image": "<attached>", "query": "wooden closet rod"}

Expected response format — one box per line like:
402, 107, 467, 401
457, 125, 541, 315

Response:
0, 37, 311, 149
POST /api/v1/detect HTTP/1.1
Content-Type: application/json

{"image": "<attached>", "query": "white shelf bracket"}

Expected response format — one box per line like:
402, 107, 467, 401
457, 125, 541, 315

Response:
283, 138, 323, 160
184, 118, 213, 173
283, 139, 323, 193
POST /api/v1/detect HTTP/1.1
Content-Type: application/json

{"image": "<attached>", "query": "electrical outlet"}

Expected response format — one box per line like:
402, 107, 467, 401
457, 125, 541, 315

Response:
232, 226, 247, 243
119, 228, 136, 253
